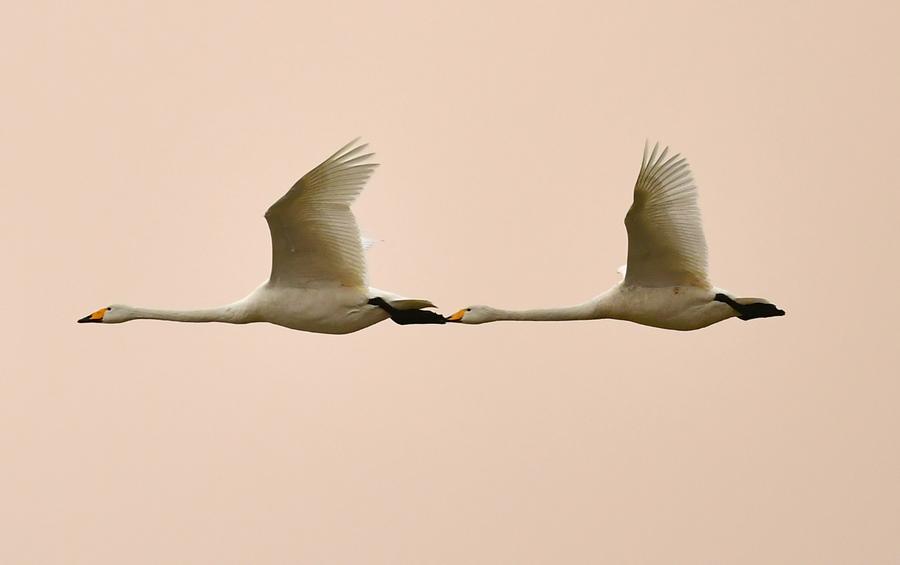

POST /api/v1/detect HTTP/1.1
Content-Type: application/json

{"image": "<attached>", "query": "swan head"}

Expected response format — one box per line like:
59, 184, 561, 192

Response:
77, 305, 131, 324
445, 305, 497, 324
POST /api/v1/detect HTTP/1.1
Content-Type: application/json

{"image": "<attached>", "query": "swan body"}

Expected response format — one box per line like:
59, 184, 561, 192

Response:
448, 143, 784, 330
606, 285, 735, 331
242, 285, 433, 334
452, 285, 738, 331
79, 140, 444, 334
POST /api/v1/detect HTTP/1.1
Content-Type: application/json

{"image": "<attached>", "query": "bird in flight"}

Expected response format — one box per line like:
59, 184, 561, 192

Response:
78, 139, 446, 333
446, 142, 785, 330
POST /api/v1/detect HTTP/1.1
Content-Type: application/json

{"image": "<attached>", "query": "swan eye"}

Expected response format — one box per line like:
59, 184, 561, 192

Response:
467, 308, 471, 311
107, 307, 112, 311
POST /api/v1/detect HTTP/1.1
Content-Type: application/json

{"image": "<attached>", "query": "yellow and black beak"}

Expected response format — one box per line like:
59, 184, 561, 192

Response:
77, 307, 108, 324
445, 309, 466, 322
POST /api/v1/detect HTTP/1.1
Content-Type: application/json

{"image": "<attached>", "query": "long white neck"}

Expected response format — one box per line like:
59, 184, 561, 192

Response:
486, 302, 602, 322
123, 304, 248, 324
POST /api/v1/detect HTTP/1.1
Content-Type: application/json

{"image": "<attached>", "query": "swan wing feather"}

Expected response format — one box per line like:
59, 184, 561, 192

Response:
265, 139, 377, 288
623, 142, 709, 288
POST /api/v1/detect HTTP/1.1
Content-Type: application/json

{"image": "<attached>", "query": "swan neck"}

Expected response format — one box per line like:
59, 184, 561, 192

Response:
490, 303, 600, 322
126, 304, 245, 324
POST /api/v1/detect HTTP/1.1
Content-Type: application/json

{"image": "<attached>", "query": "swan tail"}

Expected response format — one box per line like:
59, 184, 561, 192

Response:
389, 298, 437, 310
367, 288, 437, 310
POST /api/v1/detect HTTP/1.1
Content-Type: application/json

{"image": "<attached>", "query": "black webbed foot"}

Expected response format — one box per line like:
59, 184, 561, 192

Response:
734, 302, 785, 321
714, 293, 786, 321
368, 297, 447, 325
389, 309, 448, 325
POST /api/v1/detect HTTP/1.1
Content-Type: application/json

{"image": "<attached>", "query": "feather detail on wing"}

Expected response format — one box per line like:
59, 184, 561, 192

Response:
623, 142, 710, 288
265, 139, 377, 288
361, 236, 378, 252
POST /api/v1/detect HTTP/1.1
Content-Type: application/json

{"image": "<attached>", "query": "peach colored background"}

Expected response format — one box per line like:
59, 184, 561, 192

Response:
3, 1, 899, 563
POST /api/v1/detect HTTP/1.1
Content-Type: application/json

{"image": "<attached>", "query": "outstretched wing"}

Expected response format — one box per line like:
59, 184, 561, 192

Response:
623, 142, 709, 288
265, 139, 377, 288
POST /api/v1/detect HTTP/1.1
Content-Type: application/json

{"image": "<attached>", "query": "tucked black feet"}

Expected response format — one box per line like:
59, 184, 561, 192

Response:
713, 293, 785, 321
735, 302, 785, 320
390, 309, 448, 325
367, 297, 447, 325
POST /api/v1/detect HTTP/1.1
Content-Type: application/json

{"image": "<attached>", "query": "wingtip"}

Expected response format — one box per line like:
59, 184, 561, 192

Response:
327, 137, 370, 162
346, 136, 367, 150
645, 141, 660, 171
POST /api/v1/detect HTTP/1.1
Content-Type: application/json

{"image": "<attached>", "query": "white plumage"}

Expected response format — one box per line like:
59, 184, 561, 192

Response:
625, 143, 709, 288
266, 139, 375, 288
447, 142, 784, 330
78, 140, 442, 334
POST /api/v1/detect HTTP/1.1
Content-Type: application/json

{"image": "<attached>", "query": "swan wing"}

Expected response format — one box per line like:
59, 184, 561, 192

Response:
265, 139, 377, 288
623, 142, 709, 288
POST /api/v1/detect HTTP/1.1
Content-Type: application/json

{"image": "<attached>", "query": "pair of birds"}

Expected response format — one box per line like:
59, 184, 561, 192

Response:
78, 139, 784, 333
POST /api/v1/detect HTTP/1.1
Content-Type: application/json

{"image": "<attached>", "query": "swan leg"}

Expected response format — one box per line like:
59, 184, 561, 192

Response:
713, 293, 785, 321
367, 297, 447, 325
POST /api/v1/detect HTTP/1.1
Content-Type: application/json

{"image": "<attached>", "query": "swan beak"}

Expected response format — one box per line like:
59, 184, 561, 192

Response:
77, 307, 107, 323
446, 309, 465, 322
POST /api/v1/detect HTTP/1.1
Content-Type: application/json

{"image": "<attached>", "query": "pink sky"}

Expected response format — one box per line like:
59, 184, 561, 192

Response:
3, 1, 899, 563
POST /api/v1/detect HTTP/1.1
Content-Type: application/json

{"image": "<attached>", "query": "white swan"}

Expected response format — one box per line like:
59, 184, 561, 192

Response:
447, 142, 784, 330
78, 139, 446, 333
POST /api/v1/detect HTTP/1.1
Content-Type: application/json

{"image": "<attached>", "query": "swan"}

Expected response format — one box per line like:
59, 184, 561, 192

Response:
446, 142, 785, 330
78, 139, 446, 333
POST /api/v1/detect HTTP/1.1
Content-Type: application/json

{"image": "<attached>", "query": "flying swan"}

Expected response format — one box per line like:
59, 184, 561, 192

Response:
78, 139, 446, 333
446, 142, 785, 330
